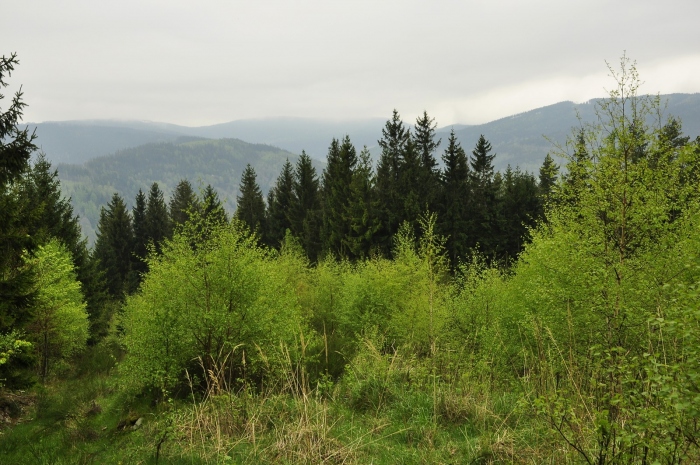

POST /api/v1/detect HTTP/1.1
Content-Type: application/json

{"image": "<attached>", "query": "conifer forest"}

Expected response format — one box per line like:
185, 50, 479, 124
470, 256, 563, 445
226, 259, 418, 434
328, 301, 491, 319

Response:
3, 51, 700, 464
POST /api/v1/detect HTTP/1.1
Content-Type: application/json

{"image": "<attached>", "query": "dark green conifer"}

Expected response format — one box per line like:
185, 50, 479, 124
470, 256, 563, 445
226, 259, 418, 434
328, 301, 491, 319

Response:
145, 182, 171, 254
169, 179, 199, 229
375, 109, 410, 256
267, 160, 295, 248
413, 111, 441, 213
498, 166, 539, 262
21, 154, 109, 342
321, 136, 358, 258
235, 165, 266, 240
561, 128, 591, 204
0, 52, 38, 334
290, 151, 321, 262
658, 116, 690, 150
397, 136, 423, 236
201, 184, 229, 227
437, 130, 470, 268
92, 193, 133, 299
468, 134, 498, 255
20, 154, 83, 255
344, 147, 380, 259
538, 153, 559, 204
130, 189, 148, 289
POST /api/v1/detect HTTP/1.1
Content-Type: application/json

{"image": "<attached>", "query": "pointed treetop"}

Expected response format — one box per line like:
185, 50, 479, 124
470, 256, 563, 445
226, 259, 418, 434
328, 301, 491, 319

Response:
414, 110, 441, 172
235, 164, 266, 238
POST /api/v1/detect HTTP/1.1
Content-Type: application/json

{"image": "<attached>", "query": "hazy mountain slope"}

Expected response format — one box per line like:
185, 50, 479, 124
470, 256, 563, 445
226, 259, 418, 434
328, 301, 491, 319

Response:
28, 120, 186, 164
29, 117, 387, 165
180, 117, 387, 160
57, 138, 318, 243
442, 93, 700, 173
36, 93, 700, 173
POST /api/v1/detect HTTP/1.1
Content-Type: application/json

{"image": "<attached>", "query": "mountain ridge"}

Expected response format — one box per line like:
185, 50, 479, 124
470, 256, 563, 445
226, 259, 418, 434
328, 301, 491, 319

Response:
29, 93, 700, 173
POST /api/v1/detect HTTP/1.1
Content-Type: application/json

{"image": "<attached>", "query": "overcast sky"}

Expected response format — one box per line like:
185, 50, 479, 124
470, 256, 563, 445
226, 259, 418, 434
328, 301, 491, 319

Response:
4, 0, 700, 127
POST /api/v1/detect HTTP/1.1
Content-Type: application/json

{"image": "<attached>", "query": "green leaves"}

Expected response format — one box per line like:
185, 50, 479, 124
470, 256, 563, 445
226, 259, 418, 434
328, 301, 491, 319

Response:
27, 239, 89, 380
119, 221, 301, 394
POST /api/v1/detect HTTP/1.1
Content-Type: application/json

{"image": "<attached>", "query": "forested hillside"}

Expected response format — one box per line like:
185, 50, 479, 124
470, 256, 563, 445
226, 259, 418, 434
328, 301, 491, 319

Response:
56, 138, 316, 242
444, 93, 700, 172
4, 53, 700, 464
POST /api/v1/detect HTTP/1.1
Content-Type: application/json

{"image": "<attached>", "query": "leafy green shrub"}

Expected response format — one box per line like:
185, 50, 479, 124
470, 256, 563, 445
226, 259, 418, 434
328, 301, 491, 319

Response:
119, 220, 301, 395
27, 239, 89, 382
482, 58, 700, 463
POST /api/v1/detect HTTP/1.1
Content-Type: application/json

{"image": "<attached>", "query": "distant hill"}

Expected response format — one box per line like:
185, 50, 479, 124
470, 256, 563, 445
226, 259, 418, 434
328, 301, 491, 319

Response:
178, 117, 387, 160
30, 93, 700, 174
57, 138, 320, 243
441, 93, 700, 173
29, 118, 386, 165
29, 120, 185, 164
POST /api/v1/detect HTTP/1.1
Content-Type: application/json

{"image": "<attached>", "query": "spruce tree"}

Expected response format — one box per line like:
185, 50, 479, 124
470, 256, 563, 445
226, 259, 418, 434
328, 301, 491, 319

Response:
92, 193, 134, 299
235, 165, 267, 240
290, 151, 321, 262
130, 189, 148, 289
267, 160, 295, 248
19, 154, 83, 257
413, 111, 441, 213
397, 136, 423, 235
498, 166, 539, 262
21, 154, 109, 342
344, 146, 380, 259
321, 136, 357, 258
146, 182, 171, 255
468, 134, 498, 255
201, 184, 228, 227
375, 109, 410, 255
651, 116, 690, 169
437, 130, 470, 268
561, 128, 592, 205
538, 153, 559, 205
658, 116, 690, 150
169, 179, 199, 229
0, 52, 38, 334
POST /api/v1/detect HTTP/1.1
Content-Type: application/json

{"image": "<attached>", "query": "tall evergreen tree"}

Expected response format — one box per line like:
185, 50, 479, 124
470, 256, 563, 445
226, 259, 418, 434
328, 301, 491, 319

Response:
19, 154, 83, 257
651, 116, 690, 169
538, 153, 559, 205
92, 193, 133, 299
561, 128, 591, 204
375, 109, 411, 255
290, 151, 321, 262
413, 111, 441, 213
321, 136, 358, 258
0, 52, 38, 334
344, 147, 380, 260
267, 160, 295, 248
468, 134, 498, 255
437, 130, 470, 268
657, 116, 690, 150
21, 154, 109, 342
145, 182, 171, 255
498, 166, 540, 262
130, 189, 148, 290
169, 179, 199, 229
235, 165, 267, 240
201, 184, 229, 227
397, 136, 423, 235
